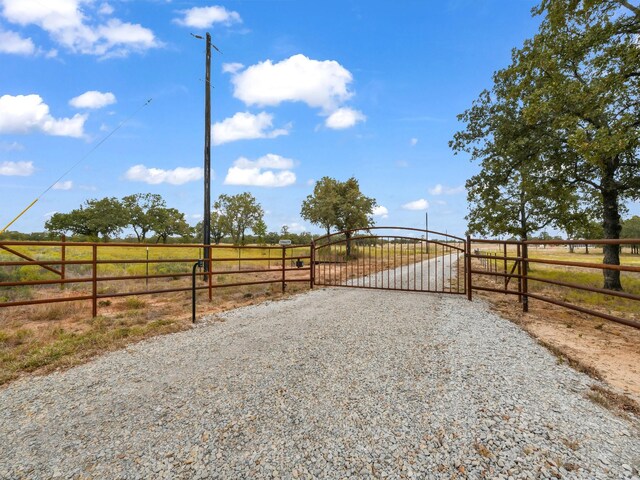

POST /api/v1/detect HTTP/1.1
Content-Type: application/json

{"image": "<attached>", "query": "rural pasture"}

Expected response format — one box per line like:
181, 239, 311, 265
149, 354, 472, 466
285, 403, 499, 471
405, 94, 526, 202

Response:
1, 235, 639, 389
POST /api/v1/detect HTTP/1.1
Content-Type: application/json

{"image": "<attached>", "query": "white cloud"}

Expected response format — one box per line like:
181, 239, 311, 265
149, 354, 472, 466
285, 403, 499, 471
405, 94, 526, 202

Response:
402, 199, 429, 211
98, 3, 113, 15
52, 180, 73, 190
306, 178, 315, 186
410, 137, 418, 146
0, 29, 35, 55
372, 205, 388, 219
325, 107, 366, 129
173, 5, 241, 29
395, 160, 409, 168
231, 54, 353, 112
234, 153, 295, 170
125, 164, 204, 185
0, 0, 160, 57
44, 210, 57, 218
428, 184, 464, 195
0, 94, 86, 137
212, 111, 289, 145
0, 160, 34, 176
222, 62, 244, 74
224, 154, 296, 188
69, 90, 116, 109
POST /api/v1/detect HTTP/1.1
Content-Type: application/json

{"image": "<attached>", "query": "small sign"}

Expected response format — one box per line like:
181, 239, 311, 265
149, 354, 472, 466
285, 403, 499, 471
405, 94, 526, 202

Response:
278, 239, 292, 246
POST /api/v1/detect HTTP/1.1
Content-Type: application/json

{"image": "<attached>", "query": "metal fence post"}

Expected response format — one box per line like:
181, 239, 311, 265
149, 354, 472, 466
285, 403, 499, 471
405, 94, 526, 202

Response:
466, 235, 472, 301
522, 242, 529, 313
310, 242, 315, 289
92, 244, 98, 317
503, 242, 508, 291
281, 245, 286, 293
60, 235, 66, 290
208, 248, 213, 302
517, 243, 522, 303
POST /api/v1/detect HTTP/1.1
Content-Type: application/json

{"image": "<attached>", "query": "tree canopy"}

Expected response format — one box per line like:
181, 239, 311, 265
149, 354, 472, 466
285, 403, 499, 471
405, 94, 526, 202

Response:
214, 193, 264, 245
301, 176, 376, 255
451, 0, 640, 290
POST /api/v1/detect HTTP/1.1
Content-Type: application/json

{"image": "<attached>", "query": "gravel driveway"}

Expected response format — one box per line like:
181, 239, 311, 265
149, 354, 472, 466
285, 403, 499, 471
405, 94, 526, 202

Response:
1, 271, 639, 478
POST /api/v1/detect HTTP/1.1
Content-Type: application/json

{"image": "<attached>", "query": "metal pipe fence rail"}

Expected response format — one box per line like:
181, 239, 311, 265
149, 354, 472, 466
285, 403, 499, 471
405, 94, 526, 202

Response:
2, 235, 640, 331
0, 240, 312, 317
468, 237, 640, 330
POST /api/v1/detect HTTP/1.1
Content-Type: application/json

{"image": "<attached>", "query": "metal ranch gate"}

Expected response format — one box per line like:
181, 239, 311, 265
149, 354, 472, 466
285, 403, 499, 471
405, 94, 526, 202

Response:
311, 227, 467, 295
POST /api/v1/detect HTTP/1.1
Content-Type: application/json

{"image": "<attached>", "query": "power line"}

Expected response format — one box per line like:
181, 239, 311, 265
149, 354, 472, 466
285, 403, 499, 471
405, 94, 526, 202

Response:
1, 98, 153, 234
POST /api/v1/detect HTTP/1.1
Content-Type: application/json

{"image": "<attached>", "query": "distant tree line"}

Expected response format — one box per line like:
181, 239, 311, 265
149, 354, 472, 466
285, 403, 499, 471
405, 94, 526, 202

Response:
5, 176, 381, 248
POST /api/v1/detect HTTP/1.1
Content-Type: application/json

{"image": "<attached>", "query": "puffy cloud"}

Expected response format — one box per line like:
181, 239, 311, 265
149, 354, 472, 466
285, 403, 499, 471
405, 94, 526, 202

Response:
125, 164, 204, 185
428, 184, 464, 195
69, 90, 116, 109
52, 180, 73, 190
0, 0, 160, 57
325, 107, 366, 129
222, 62, 244, 74
173, 5, 241, 29
234, 153, 294, 170
0, 94, 86, 137
402, 199, 429, 211
0, 29, 35, 54
212, 111, 289, 145
410, 137, 418, 146
230, 54, 353, 111
372, 205, 388, 219
224, 154, 296, 187
0, 160, 34, 176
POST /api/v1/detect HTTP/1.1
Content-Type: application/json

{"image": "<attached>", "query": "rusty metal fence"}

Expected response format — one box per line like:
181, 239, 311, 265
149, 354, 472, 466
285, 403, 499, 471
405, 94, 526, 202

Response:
2, 235, 640, 330
468, 237, 640, 329
0, 240, 311, 317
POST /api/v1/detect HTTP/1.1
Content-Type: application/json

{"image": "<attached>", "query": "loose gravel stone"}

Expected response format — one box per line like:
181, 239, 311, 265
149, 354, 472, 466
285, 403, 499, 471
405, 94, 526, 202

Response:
0, 257, 639, 479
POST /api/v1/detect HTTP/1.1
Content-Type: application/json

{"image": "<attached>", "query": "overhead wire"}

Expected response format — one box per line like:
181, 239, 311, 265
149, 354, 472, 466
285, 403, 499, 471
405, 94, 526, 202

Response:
1, 98, 153, 234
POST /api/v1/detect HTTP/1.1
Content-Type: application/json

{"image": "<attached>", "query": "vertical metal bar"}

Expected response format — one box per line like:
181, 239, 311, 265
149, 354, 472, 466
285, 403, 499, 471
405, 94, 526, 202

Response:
435, 242, 438, 292
448, 246, 452, 292
522, 242, 529, 312
310, 242, 315, 289
413, 242, 416, 291
281, 245, 286, 293
145, 246, 149, 290
466, 235, 472, 301
517, 243, 522, 302
208, 247, 213, 302
374, 240, 377, 288
427, 240, 431, 290
60, 235, 66, 290
238, 247, 241, 271
421, 238, 424, 291
91, 244, 97, 317
394, 241, 397, 290
503, 242, 508, 291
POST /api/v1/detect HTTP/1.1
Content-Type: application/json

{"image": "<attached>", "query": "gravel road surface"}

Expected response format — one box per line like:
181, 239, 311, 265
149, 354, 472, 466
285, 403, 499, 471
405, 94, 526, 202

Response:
1, 264, 639, 478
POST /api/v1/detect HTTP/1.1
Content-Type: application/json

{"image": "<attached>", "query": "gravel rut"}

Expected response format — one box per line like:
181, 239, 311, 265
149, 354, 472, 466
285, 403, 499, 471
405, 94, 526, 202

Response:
1, 284, 639, 479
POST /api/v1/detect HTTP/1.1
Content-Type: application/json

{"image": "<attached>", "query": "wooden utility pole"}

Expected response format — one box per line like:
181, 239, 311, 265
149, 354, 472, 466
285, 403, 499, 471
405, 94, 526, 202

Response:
203, 32, 212, 276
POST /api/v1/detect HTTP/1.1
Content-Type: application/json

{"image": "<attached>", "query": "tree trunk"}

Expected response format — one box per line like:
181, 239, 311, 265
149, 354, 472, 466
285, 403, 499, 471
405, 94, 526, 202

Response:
585, 243, 589, 254
345, 232, 352, 258
601, 178, 622, 291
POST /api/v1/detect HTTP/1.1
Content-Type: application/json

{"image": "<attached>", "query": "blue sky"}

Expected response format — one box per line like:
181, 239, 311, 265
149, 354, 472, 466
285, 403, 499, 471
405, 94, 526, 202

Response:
0, 0, 599, 237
